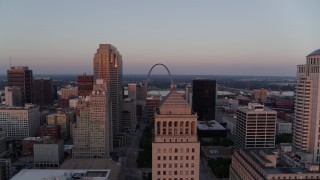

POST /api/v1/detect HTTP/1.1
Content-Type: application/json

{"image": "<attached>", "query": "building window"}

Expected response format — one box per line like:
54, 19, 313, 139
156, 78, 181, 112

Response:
192, 148, 195, 152
158, 156, 161, 160
157, 171, 160, 175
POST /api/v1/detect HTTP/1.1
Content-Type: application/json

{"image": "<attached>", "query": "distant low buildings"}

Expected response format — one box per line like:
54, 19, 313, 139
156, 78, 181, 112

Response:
253, 88, 268, 103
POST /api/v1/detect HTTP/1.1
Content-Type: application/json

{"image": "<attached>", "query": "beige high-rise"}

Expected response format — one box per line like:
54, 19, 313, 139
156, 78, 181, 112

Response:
294, 49, 320, 162
152, 87, 200, 180
235, 103, 276, 149
73, 79, 111, 158
93, 44, 123, 147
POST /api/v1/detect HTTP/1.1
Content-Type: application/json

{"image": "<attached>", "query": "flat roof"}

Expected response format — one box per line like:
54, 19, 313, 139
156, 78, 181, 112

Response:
197, 120, 226, 130
11, 169, 111, 180
202, 146, 234, 158
223, 115, 237, 123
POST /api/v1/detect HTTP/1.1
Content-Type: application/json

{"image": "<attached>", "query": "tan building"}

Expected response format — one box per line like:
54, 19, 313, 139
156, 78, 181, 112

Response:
93, 44, 124, 148
235, 103, 276, 149
152, 87, 200, 180
60, 86, 78, 99
73, 79, 111, 158
294, 49, 320, 162
47, 110, 71, 140
230, 149, 320, 180
253, 88, 268, 103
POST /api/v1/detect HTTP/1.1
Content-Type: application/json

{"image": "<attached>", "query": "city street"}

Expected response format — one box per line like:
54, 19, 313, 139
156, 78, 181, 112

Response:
123, 120, 147, 180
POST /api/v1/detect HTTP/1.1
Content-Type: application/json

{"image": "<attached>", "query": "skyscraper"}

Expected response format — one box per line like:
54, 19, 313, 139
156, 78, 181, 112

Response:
192, 79, 216, 121
152, 87, 200, 180
235, 103, 276, 149
7, 66, 33, 105
4, 86, 21, 107
73, 79, 111, 158
33, 78, 54, 105
93, 44, 123, 147
294, 49, 320, 162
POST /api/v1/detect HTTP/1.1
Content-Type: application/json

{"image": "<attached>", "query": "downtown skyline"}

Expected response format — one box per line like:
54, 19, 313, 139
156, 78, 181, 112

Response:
1, 0, 320, 76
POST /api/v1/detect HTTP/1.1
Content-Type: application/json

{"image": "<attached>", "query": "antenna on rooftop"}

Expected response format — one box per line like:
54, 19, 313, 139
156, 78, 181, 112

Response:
10, 56, 12, 67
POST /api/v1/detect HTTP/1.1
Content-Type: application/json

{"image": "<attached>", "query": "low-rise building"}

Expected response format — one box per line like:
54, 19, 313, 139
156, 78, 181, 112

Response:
11, 169, 110, 180
197, 120, 227, 139
39, 125, 61, 139
276, 119, 292, 134
230, 149, 320, 180
33, 137, 64, 168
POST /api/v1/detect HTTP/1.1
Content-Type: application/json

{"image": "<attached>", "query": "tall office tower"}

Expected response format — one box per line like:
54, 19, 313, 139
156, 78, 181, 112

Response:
235, 103, 276, 149
185, 83, 192, 105
253, 88, 268, 103
4, 86, 21, 107
128, 83, 137, 100
93, 44, 123, 147
7, 66, 33, 105
192, 79, 216, 121
0, 104, 40, 140
146, 96, 160, 122
294, 49, 320, 162
73, 79, 111, 158
122, 98, 137, 135
33, 78, 54, 105
77, 73, 94, 97
152, 88, 200, 180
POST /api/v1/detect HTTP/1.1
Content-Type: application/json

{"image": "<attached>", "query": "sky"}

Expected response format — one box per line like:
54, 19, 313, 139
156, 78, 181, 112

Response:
0, 0, 320, 76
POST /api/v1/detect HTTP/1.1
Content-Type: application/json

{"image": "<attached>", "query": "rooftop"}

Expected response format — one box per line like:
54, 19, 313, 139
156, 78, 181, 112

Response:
202, 146, 234, 158
11, 169, 110, 180
197, 120, 226, 130
307, 49, 320, 57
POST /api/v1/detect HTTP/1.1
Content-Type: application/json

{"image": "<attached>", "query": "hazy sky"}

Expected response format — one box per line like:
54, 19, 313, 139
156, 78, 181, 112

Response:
0, 0, 320, 76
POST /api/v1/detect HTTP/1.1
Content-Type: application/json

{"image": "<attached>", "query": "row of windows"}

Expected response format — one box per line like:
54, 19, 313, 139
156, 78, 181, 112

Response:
157, 170, 195, 176
157, 156, 195, 161
157, 148, 195, 153
157, 163, 194, 168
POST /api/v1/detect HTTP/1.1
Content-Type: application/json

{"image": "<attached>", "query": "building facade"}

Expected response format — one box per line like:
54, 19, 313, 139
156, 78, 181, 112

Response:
47, 110, 71, 140
7, 66, 33, 105
33, 138, 64, 168
4, 86, 21, 107
230, 149, 320, 180
294, 49, 320, 162
235, 103, 276, 149
93, 44, 123, 148
33, 78, 54, 105
122, 98, 136, 135
253, 88, 268, 103
77, 74, 94, 97
152, 88, 200, 180
73, 79, 111, 158
0, 104, 40, 140
192, 79, 216, 121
